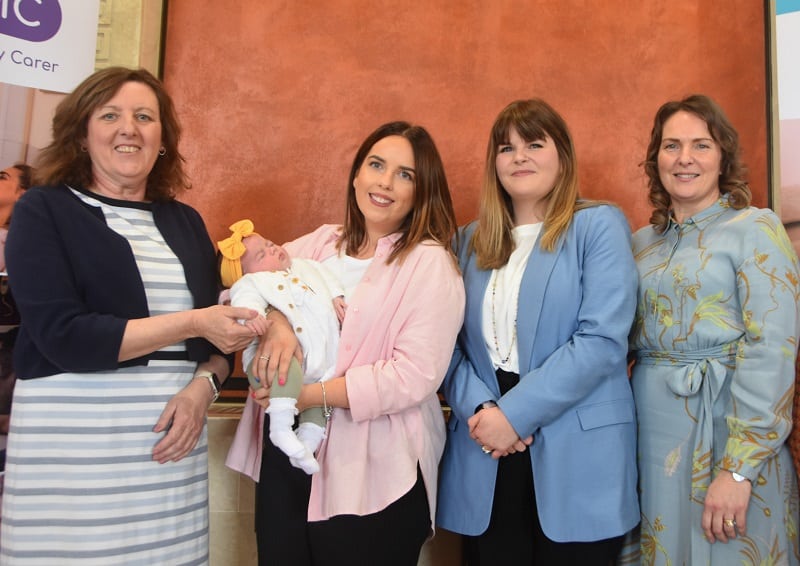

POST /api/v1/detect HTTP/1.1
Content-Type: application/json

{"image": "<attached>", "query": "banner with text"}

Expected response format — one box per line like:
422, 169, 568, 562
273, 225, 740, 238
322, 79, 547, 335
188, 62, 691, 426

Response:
0, 0, 100, 92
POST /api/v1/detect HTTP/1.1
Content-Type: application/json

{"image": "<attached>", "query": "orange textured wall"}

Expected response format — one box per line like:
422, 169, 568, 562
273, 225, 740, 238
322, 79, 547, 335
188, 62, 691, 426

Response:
162, 1, 768, 245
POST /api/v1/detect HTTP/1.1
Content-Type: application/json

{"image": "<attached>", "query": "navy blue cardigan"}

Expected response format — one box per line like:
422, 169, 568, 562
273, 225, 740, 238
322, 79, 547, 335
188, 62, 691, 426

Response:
6, 184, 225, 379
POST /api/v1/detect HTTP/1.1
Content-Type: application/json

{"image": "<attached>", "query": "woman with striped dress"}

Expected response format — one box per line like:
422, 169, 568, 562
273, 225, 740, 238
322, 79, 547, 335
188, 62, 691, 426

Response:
0, 67, 257, 565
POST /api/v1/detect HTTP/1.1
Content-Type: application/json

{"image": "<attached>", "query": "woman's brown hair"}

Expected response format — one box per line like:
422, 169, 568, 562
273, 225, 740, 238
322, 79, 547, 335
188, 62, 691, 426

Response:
34, 66, 189, 201
643, 94, 750, 232
338, 121, 458, 265
471, 98, 598, 270
12, 163, 33, 192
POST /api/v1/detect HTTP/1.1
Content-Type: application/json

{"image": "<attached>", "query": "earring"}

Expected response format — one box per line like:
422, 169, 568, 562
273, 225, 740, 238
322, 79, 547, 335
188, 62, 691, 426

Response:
158, 147, 166, 156
80, 146, 87, 152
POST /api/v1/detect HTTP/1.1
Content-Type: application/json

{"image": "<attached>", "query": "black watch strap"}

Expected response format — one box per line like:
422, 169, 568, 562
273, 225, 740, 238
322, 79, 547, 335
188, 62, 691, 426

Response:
474, 400, 498, 414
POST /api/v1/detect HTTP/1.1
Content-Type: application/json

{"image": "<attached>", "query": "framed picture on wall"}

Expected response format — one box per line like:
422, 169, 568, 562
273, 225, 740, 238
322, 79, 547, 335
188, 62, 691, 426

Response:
96, 0, 167, 77
769, 0, 800, 255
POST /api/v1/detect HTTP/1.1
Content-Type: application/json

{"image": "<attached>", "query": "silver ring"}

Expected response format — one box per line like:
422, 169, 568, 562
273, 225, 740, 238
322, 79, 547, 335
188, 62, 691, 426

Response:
259, 355, 269, 361
481, 446, 491, 454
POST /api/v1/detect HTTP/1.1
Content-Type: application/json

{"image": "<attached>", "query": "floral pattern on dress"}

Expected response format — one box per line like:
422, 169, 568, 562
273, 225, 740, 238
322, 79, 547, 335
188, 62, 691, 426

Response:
621, 198, 800, 566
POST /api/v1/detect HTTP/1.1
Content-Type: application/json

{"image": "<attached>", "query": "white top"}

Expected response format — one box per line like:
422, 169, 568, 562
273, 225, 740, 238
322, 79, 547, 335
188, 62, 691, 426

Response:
322, 252, 372, 299
482, 223, 542, 373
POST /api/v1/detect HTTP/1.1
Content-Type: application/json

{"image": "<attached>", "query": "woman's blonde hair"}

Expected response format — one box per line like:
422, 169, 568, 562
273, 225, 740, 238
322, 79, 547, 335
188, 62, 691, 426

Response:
471, 98, 596, 269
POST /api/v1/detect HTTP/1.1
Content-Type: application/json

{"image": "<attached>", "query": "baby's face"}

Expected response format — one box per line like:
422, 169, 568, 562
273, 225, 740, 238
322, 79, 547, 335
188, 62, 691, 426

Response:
241, 234, 292, 273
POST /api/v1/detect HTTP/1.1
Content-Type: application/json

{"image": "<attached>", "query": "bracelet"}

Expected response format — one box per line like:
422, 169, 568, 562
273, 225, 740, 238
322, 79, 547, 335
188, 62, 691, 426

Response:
194, 370, 220, 402
320, 381, 332, 421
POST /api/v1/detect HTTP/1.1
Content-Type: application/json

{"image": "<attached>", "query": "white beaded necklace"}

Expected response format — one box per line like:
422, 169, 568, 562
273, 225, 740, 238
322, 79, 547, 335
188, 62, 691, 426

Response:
490, 269, 518, 365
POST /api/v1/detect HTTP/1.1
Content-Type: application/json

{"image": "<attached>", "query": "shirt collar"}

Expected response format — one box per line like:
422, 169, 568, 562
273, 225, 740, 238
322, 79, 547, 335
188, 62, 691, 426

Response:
668, 194, 732, 232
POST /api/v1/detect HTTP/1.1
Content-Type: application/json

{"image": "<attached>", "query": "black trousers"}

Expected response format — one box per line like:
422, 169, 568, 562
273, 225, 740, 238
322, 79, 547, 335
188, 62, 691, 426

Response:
462, 369, 624, 566
255, 414, 312, 566
255, 414, 431, 566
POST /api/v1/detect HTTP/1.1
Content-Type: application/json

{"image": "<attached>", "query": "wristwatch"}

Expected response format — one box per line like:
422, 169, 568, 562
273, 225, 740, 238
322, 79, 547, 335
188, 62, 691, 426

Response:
474, 400, 498, 414
195, 370, 221, 402
731, 472, 748, 483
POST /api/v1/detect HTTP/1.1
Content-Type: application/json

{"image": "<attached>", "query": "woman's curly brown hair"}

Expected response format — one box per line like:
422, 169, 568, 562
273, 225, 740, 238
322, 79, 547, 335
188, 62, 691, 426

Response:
643, 94, 750, 233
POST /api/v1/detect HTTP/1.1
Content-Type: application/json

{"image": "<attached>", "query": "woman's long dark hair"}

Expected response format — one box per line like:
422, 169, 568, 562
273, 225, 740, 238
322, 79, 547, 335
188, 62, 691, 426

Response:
338, 121, 458, 265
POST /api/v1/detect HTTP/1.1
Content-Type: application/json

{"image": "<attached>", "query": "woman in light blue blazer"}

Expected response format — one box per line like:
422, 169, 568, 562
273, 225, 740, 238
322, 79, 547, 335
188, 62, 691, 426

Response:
437, 99, 640, 565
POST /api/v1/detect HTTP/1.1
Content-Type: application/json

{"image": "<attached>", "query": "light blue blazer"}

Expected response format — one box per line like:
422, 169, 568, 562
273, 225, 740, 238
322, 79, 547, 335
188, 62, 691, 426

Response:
437, 204, 640, 543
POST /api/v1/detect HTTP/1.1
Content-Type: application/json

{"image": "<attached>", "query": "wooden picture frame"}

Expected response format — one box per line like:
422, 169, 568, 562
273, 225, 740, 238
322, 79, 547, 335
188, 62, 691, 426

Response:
95, 0, 167, 77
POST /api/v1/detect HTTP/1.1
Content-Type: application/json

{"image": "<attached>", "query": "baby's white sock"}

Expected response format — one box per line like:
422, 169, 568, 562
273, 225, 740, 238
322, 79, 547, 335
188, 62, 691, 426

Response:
265, 398, 305, 459
296, 422, 326, 454
289, 422, 327, 474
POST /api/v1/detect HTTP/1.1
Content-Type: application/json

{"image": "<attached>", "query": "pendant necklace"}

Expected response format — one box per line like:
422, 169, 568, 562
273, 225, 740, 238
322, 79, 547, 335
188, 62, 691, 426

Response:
490, 269, 518, 365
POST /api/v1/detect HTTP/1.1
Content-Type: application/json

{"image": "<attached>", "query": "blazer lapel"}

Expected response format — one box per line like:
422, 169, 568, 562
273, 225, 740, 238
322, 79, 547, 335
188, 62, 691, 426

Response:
458, 246, 502, 395
516, 234, 564, 373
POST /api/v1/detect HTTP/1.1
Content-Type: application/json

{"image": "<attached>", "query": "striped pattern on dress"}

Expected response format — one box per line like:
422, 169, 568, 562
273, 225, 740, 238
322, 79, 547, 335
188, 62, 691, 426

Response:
0, 190, 210, 565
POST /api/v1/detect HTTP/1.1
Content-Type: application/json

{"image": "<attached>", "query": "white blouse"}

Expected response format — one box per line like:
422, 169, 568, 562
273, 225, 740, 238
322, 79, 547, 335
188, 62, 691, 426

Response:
481, 222, 542, 373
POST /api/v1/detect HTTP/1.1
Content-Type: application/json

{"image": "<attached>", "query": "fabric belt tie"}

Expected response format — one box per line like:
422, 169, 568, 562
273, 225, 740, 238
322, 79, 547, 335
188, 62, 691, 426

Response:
636, 341, 738, 564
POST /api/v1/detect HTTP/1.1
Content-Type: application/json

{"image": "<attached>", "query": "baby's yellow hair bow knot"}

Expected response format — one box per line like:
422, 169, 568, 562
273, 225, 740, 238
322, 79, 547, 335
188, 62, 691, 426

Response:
218, 219, 259, 287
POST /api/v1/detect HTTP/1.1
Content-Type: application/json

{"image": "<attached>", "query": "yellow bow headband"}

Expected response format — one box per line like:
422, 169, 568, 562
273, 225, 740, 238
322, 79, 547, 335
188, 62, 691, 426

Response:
218, 219, 260, 288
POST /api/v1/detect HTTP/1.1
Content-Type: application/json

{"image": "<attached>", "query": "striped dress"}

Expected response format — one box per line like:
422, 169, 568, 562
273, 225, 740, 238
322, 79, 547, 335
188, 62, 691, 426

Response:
0, 190, 209, 565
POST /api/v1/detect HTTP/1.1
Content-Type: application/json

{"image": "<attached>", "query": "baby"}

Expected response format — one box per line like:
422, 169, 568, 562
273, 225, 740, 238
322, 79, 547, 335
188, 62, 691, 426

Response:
218, 219, 344, 474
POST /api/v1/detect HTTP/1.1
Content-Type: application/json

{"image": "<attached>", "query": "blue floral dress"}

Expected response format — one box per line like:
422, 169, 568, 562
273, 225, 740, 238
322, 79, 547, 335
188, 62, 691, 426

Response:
625, 197, 800, 565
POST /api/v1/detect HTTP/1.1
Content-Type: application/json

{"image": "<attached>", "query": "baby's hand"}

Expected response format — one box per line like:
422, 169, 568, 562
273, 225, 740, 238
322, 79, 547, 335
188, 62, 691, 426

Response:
244, 315, 270, 335
333, 296, 347, 325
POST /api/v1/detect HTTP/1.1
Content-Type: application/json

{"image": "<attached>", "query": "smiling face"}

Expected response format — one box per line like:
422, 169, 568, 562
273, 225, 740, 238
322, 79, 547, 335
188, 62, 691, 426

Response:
353, 135, 416, 240
495, 126, 560, 224
84, 81, 162, 199
240, 234, 292, 274
657, 110, 722, 221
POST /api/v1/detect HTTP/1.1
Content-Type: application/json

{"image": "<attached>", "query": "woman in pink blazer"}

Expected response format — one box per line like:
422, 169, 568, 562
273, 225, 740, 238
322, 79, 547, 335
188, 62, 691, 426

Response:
227, 121, 465, 566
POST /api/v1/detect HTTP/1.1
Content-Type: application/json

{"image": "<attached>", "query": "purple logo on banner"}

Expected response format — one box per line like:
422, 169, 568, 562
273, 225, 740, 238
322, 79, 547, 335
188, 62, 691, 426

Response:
0, 0, 62, 42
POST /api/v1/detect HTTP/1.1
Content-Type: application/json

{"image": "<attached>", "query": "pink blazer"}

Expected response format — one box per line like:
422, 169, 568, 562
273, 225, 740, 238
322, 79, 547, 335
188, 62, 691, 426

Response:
226, 225, 465, 523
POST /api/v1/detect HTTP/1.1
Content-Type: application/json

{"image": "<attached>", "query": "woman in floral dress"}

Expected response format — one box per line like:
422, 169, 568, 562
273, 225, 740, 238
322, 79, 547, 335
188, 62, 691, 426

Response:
627, 94, 800, 565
